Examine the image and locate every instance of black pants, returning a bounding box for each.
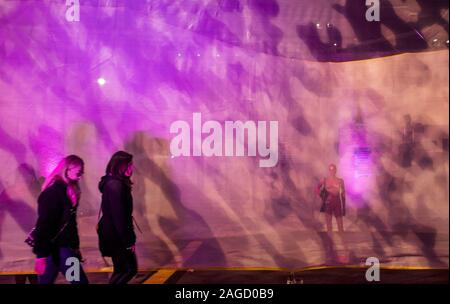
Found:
[110,249,138,284]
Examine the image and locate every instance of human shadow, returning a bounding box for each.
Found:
[0,179,37,260]
[262,143,343,266]
[376,147,447,267]
[125,132,227,267]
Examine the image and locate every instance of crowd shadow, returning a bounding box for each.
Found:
[125,131,227,267]
[296,0,446,62]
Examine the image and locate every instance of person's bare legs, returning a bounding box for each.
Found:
[336,215,344,232]
[325,213,333,232]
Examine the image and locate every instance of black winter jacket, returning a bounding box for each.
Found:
[97,175,136,256]
[33,180,80,258]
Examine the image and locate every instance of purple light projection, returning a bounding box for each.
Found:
[339,118,374,202]
[0,1,448,271]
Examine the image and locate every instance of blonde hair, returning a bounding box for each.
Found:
[42,155,84,206]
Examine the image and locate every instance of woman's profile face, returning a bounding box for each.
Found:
[67,164,84,182]
[125,162,134,177]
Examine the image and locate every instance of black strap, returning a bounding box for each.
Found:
[132,216,143,235]
[50,208,75,243]
[50,221,69,243]
[97,203,103,222]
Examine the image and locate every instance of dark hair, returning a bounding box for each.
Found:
[106,151,133,178]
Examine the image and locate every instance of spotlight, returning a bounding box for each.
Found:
[97,77,106,86]
[431,38,440,47]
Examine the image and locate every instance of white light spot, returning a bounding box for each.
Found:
[97,78,106,86]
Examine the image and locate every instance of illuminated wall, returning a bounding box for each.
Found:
[0,0,448,270]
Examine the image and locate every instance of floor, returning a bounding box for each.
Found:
[0,267,448,284]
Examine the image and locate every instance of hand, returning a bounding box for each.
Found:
[35,258,47,275]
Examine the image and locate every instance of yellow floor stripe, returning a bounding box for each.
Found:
[143,269,177,284]
[141,240,205,284]
[0,265,447,276]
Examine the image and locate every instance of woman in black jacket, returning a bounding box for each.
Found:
[33,155,89,284]
[98,151,137,284]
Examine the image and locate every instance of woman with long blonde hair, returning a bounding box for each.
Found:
[32,155,89,284]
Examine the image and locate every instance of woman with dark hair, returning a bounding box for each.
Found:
[97,151,137,284]
[33,155,89,284]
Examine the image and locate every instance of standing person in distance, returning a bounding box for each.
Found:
[316,164,346,232]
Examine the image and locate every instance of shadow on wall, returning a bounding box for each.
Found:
[0,1,447,268]
[296,0,447,62]
[348,112,449,267]
[0,127,27,164]
[125,131,227,267]
[413,0,449,35]
[0,164,41,260]
[261,142,343,266]
[247,0,284,56]
[0,114,44,261]
[375,164,447,267]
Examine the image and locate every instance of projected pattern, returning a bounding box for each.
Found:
[0,0,448,271]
